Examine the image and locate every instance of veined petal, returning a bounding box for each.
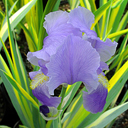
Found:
[38,60,48,75]
[44,10,68,35]
[46,35,100,95]
[27,49,50,66]
[88,37,118,62]
[31,73,61,108]
[43,35,65,57]
[68,6,96,37]
[44,10,82,37]
[83,83,108,113]
[97,62,109,75]
[27,49,50,75]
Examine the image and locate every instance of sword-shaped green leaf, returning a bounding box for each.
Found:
[86,102,128,128]
[0,0,37,51]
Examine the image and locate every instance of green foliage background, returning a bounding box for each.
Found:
[0,0,128,128]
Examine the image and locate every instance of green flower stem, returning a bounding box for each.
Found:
[58,85,67,110]
[57,85,67,128]
[53,118,59,128]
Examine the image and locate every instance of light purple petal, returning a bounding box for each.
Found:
[97,62,109,75]
[29,70,42,79]
[44,10,68,35]
[27,49,50,66]
[44,10,82,37]
[68,6,97,37]
[32,83,61,108]
[100,62,109,70]
[88,37,118,62]
[83,84,108,113]
[38,60,48,75]
[46,35,100,95]
[43,35,65,57]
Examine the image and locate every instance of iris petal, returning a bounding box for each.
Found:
[44,11,69,35]
[27,49,50,66]
[32,84,61,108]
[97,62,109,75]
[46,35,100,95]
[88,37,118,62]
[83,84,108,113]
[44,10,82,37]
[43,35,65,57]
[68,6,97,37]
[31,73,61,108]
[42,10,82,60]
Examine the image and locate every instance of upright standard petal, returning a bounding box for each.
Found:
[42,10,82,61]
[68,6,97,37]
[46,35,100,95]
[44,11,69,35]
[43,35,65,57]
[27,49,50,66]
[88,37,118,62]
[30,73,61,108]
[44,10,82,37]
[83,83,108,113]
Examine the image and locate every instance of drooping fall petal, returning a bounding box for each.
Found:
[83,84,108,113]
[46,35,100,95]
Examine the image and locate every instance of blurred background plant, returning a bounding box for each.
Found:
[0,0,128,128]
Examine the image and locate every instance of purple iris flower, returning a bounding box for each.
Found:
[27,6,117,114]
